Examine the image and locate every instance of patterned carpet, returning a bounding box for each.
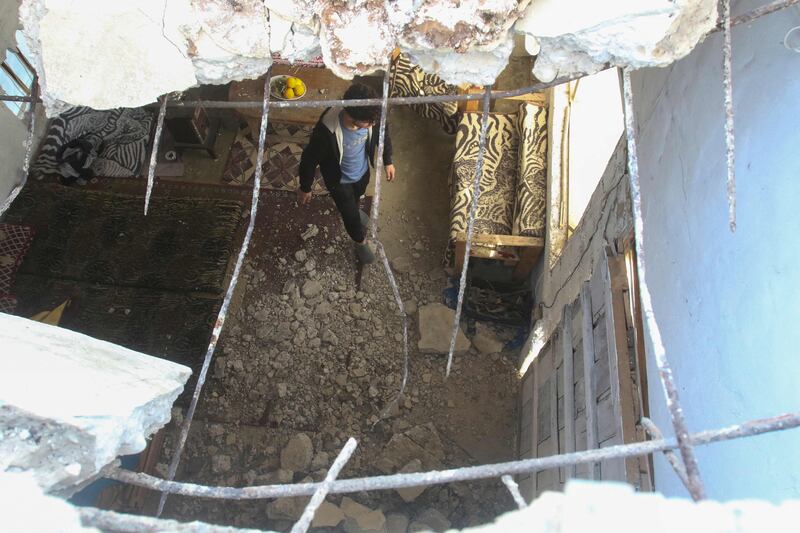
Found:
[3,183,243,396]
[3,184,242,293]
[222,121,327,195]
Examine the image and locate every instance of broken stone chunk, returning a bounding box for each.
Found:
[301,224,319,241]
[386,512,410,533]
[417,303,470,354]
[395,459,426,502]
[266,496,308,521]
[312,500,345,528]
[280,433,314,472]
[341,497,387,532]
[472,322,504,354]
[411,508,451,532]
[301,280,323,298]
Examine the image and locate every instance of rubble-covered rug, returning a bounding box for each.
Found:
[3,184,243,293]
[0,223,34,294]
[222,121,327,195]
[30,106,154,179]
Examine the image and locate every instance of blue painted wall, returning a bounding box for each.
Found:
[633,1,800,501]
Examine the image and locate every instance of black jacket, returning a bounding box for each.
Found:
[298,107,393,193]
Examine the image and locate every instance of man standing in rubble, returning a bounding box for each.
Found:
[297,82,395,264]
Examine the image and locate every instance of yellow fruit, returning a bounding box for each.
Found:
[284,88,295,99]
[286,77,298,88]
[294,83,306,96]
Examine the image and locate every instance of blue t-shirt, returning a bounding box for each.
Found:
[339,116,369,183]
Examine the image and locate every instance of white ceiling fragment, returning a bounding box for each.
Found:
[16,0,717,113]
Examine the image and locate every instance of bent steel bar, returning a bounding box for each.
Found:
[622,67,706,501]
[106,412,800,500]
[156,70,274,516]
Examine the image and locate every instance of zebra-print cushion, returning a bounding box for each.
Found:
[390,53,460,134]
[449,112,519,245]
[32,107,154,179]
[514,104,547,237]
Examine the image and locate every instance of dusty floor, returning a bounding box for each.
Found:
[148,103,522,531]
[99,63,532,531]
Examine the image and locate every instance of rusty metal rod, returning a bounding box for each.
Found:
[501,475,528,509]
[291,438,358,533]
[367,68,391,241]
[105,411,800,500]
[722,0,737,232]
[621,67,706,501]
[639,416,690,489]
[79,507,263,533]
[156,69,273,516]
[143,94,168,216]
[3,0,792,109]
[446,85,492,378]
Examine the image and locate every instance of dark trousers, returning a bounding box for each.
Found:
[329,170,370,242]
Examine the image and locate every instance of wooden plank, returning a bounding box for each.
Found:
[497,92,548,107]
[512,245,543,281]
[580,281,599,479]
[455,232,545,248]
[605,251,645,486]
[530,349,540,495]
[549,344,559,488]
[561,304,576,479]
[454,239,467,274]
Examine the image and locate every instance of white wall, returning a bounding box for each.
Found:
[633,1,800,501]
[0,0,43,205]
[567,68,624,229]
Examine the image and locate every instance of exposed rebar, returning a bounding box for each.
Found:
[367,68,391,241]
[156,70,273,516]
[374,240,410,424]
[722,0,737,232]
[446,85,492,378]
[501,475,528,509]
[0,76,38,218]
[639,416,690,489]
[106,412,800,499]
[291,438,358,533]
[144,94,168,216]
[79,507,263,533]
[621,67,706,501]
[712,0,800,31]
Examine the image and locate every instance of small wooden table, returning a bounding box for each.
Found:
[228,65,352,130]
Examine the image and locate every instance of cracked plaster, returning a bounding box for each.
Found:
[16,0,716,114]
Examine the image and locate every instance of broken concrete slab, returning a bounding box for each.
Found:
[515,0,717,82]
[280,433,314,472]
[417,303,470,354]
[18,0,718,113]
[0,313,190,493]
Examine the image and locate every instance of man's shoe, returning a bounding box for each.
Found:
[360,209,370,228]
[356,241,375,264]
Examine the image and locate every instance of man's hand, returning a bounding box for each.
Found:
[297,189,312,206]
[385,164,396,182]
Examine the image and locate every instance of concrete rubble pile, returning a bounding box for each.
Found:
[15,0,717,114]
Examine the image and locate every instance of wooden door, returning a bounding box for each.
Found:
[519,249,652,500]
